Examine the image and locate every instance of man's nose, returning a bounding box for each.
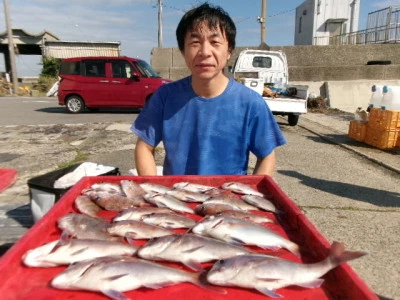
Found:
[199,42,212,55]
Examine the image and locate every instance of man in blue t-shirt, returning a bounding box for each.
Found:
[131,2,286,176]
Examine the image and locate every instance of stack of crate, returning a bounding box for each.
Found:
[364,108,400,150]
[348,108,400,150]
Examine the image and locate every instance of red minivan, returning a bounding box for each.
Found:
[57,56,171,113]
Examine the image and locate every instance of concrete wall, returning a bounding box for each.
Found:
[151,44,400,112]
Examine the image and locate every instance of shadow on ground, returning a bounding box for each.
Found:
[279,170,400,208]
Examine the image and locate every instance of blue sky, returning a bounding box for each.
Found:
[1,0,399,77]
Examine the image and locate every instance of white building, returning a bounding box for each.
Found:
[294,0,360,45]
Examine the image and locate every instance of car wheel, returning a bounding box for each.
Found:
[66,96,85,113]
[288,114,299,126]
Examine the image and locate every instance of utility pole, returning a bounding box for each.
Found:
[257,0,267,45]
[3,0,18,95]
[158,0,163,48]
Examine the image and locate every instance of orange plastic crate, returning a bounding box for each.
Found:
[368,108,400,130]
[348,120,368,142]
[364,125,400,149]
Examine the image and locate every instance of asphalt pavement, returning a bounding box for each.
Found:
[0,109,399,299]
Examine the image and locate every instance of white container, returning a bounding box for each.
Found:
[368,85,383,108]
[381,85,400,111]
[241,78,264,95]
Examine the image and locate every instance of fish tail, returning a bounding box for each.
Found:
[288,242,301,258]
[195,272,227,294]
[329,241,368,266]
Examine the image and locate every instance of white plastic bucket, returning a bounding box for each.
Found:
[381,85,400,111]
[368,85,383,108]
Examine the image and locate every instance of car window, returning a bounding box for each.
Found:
[252,56,272,68]
[83,61,106,77]
[135,60,161,78]
[112,61,132,78]
[59,61,80,75]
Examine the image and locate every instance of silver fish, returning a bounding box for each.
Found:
[207,241,368,298]
[140,182,172,194]
[241,195,280,213]
[138,233,252,271]
[107,220,173,239]
[192,215,300,257]
[22,239,137,267]
[85,190,149,211]
[51,256,225,299]
[85,182,123,194]
[216,210,274,224]
[57,213,117,241]
[144,192,195,214]
[221,182,264,197]
[166,189,211,202]
[74,195,103,217]
[120,180,146,198]
[141,213,196,229]
[194,202,240,216]
[173,182,216,193]
[205,193,257,211]
[113,207,173,222]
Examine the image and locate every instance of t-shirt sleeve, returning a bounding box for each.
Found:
[130,88,164,147]
[248,98,287,158]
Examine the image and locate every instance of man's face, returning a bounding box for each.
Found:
[183,22,231,82]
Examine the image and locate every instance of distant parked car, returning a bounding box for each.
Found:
[57,56,171,113]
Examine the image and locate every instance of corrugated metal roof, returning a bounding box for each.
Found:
[42,41,121,58]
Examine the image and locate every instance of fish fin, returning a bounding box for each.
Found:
[258,245,281,251]
[145,282,170,289]
[329,241,368,266]
[255,287,283,298]
[198,272,227,294]
[182,245,204,253]
[183,259,203,271]
[70,247,90,256]
[229,237,246,245]
[102,289,131,300]
[126,237,138,247]
[296,278,324,288]
[60,231,71,241]
[124,232,139,239]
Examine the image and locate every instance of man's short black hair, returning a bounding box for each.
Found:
[176,2,236,53]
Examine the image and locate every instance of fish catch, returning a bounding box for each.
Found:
[192,215,300,257]
[207,241,368,298]
[51,256,225,299]
[221,182,264,197]
[144,192,195,214]
[173,182,216,193]
[113,207,173,222]
[120,180,147,198]
[57,213,117,241]
[141,212,197,229]
[74,195,103,217]
[138,233,252,271]
[166,189,211,202]
[140,182,172,194]
[241,195,280,214]
[22,239,137,267]
[216,210,274,224]
[107,220,173,239]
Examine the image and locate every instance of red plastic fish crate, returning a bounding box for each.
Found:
[348,120,368,142]
[368,108,400,130]
[0,176,378,300]
[364,125,400,150]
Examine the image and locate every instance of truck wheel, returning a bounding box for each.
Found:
[66,95,85,113]
[288,114,299,126]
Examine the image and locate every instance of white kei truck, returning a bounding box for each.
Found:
[229,49,309,126]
